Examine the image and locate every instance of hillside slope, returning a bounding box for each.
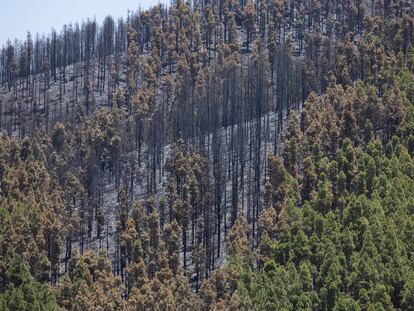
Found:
[0,0,414,310]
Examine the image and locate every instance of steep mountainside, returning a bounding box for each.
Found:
[1,0,414,310]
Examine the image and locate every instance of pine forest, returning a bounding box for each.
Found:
[1,0,414,310]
